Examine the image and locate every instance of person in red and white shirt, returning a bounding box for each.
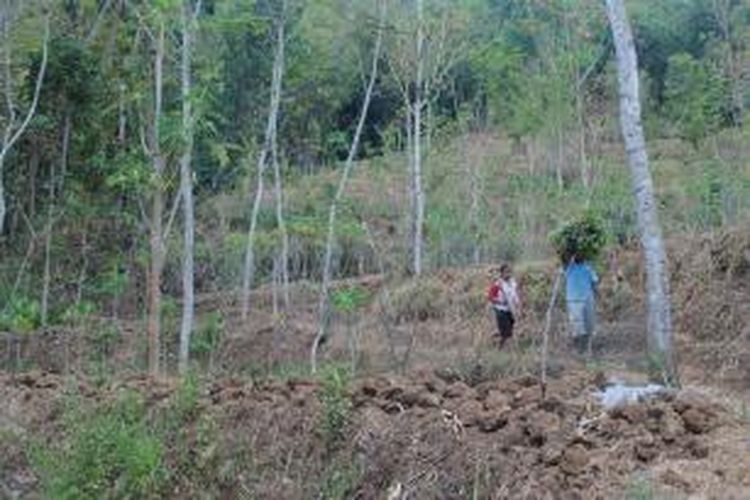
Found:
[487,263,521,348]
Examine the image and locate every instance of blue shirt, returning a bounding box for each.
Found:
[565,262,598,303]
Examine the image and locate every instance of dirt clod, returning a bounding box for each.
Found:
[561,444,589,476]
[681,407,715,434]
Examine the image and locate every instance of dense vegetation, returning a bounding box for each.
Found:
[0,0,748,372]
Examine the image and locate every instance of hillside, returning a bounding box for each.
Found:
[1,226,749,498]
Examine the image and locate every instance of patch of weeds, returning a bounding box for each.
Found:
[30,391,166,499]
[88,323,121,363]
[626,473,655,500]
[190,312,224,363]
[320,457,360,500]
[390,277,446,323]
[317,365,352,448]
[458,352,512,385]
[168,372,201,424]
[243,360,311,383]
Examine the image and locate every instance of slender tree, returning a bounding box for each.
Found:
[411,0,425,275]
[145,19,168,376]
[178,0,201,375]
[241,7,285,320]
[270,1,290,310]
[606,0,677,386]
[311,0,387,373]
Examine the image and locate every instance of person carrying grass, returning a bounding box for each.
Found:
[565,254,599,353]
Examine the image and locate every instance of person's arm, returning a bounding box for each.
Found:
[514,280,523,317]
[590,265,599,297]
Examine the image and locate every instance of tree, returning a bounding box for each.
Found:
[0,3,48,236]
[606,0,678,386]
[311,0,386,374]
[241,4,286,321]
[386,0,470,275]
[178,0,202,375]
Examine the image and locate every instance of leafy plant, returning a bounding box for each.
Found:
[320,457,360,500]
[0,296,41,333]
[190,312,225,357]
[331,286,370,313]
[317,365,352,447]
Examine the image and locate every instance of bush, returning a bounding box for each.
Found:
[551,212,606,264]
[317,365,352,447]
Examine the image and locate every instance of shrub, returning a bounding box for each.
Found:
[317,365,352,447]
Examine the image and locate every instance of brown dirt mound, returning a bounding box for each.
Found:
[1,370,748,499]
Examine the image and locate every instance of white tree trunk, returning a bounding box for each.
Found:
[147,21,167,377]
[0,10,49,235]
[241,10,285,320]
[412,0,425,276]
[269,13,290,310]
[606,0,677,386]
[311,0,386,374]
[178,0,200,375]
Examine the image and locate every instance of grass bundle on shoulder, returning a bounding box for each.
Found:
[551,213,607,264]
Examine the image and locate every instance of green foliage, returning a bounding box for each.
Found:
[31,392,166,499]
[331,286,370,313]
[665,53,728,146]
[0,296,41,333]
[167,374,202,425]
[61,300,97,326]
[317,365,352,447]
[551,212,607,264]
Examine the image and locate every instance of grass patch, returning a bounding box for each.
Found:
[31,391,166,499]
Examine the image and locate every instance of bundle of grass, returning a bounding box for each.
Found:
[551,213,606,264]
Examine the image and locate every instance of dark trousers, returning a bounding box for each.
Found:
[494,309,515,340]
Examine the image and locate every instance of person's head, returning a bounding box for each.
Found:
[499,263,512,280]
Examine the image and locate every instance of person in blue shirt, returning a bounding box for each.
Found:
[565,254,599,354]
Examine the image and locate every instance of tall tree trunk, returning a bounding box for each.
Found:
[412,0,425,275]
[311,0,386,373]
[241,7,285,320]
[41,113,71,326]
[147,167,165,376]
[147,22,167,377]
[606,0,677,386]
[178,0,199,375]
[270,11,290,310]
